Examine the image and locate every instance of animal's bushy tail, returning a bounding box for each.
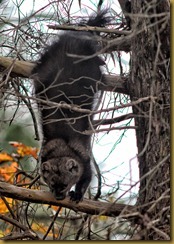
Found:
[81,10,110,28]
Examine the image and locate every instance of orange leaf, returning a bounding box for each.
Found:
[0,198,13,213]
[0,162,18,182]
[9,141,38,159]
[31,222,59,238]
[0,153,13,163]
[51,205,63,212]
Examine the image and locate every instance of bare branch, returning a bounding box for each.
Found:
[0,181,135,218]
[0,213,40,240]
[47,24,131,35]
[0,56,129,94]
[93,112,135,127]
[85,125,137,135]
[0,56,34,77]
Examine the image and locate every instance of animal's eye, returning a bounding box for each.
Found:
[50,176,57,186]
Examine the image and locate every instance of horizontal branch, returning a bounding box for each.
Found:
[47,24,131,35]
[47,24,131,52]
[93,113,135,126]
[0,56,129,95]
[0,56,34,77]
[85,125,137,135]
[100,74,129,94]
[0,182,135,217]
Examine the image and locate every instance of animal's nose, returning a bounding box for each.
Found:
[55,194,66,200]
[52,189,66,200]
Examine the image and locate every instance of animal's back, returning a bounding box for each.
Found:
[32,10,109,202]
[33,31,104,141]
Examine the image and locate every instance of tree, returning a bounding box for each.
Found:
[129,0,170,239]
[0,0,170,240]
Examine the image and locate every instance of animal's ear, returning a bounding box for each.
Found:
[41,161,51,171]
[40,161,51,180]
[66,159,79,173]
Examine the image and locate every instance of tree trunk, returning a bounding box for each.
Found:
[129,0,170,240]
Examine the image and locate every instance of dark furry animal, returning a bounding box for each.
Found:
[32,11,108,202]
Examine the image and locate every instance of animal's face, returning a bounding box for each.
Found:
[41,157,82,200]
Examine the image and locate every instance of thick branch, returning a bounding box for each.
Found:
[100,74,129,94]
[0,56,129,95]
[0,182,135,217]
[0,56,34,77]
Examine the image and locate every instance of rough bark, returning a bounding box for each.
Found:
[129,0,170,240]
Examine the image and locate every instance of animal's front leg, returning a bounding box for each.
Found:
[69,169,92,203]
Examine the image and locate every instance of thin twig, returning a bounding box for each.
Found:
[42,207,62,240]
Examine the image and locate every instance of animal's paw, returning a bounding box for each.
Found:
[69,190,83,203]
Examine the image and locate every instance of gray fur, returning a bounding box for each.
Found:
[32,11,109,202]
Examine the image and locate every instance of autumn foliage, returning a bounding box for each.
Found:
[0,142,65,239]
[0,142,38,235]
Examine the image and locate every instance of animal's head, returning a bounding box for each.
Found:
[41,157,82,200]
